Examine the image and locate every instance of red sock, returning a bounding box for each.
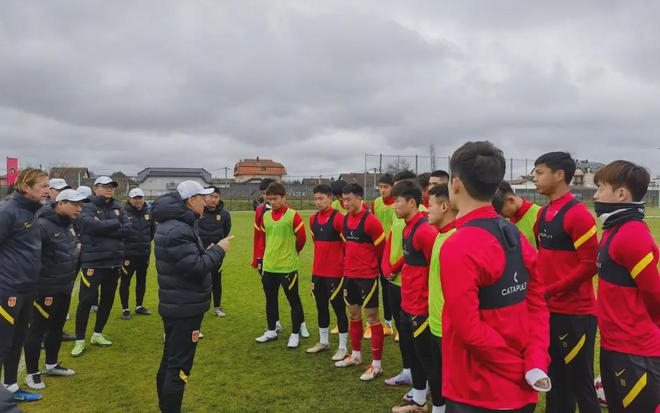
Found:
[370,322,384,361]
[349,319,363,352]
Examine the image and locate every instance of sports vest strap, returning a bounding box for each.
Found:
[343,211,372,244]
[403,217,428,267]
[538,199,579,251]
[597,225,636,288]
[312,210,342,242]
[463,217,530,310]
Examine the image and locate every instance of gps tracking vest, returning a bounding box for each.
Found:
[537,199,579,251]
[311,210,342,242]
[343,211,372,244]
[402,217,429,267]
[464,218,530,309]
[597,225,636,287]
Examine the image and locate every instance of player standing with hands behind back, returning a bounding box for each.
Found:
[152,181,233,413]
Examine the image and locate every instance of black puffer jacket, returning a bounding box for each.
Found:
[152,192,225,318]
[0,192,42,293]
[197,201,232,247]
[123,203,155,258]
[38,206,78,295]
[79,195,129,269]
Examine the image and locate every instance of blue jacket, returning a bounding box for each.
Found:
[0,192,43,292]
[197,201,232,247]
[152,192,224,318]
[38,205,78,295]
[123,203,155,258]
[79,195,129,269]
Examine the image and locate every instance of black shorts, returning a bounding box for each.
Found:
[311,276,344,301]
[343,277,379,309]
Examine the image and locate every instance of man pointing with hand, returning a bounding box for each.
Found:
[151,181,233,413]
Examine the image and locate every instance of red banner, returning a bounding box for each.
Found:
[6,157,18,186]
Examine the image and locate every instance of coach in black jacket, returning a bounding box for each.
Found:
[119,188,155,320]
[0,168,49,402]
[72,176,129,357]
[152,180,232,413]
[23,189,88,390]
[197,187,231,317]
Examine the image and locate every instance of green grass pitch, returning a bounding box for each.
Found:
[19,209,660,412]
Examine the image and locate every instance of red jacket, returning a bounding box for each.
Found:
[251,204,268,268]
[598,220,660,357]
[441,206,549,410]
[310,208,345,277]
[342,207,385,279]
[401,212,438,315]
[535,193,598,315]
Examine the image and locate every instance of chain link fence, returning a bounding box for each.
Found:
[1,156,659,211]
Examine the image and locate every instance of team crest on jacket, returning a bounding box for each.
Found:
[145,214,150,221]
[70,228,76,237]
[114,209,120,216]
[87,269,95,276]
[8,297,16,307]
[192,330,200,343]
[216,215,222,221]
[124,260,131,267]
[45,297,53,306]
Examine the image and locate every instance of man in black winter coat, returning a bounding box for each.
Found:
[197,187,231,317]
[23,189,88,391]
[71,176,130,357]
[152,180,232,413]
[119,188,156,320]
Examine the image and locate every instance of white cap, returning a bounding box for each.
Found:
[177,180,214,200]
[94,176,118,187]
[56,189,90,203]
[76,186,92,197]
[49,178,70,190]
[128,188,145,198]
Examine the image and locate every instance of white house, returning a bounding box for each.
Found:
[136,167,213,196]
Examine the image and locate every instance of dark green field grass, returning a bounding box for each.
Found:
[18,209,660,412]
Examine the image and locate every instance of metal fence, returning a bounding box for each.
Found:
[2,154,659,211]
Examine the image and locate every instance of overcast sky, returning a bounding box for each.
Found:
[1,1,659,178]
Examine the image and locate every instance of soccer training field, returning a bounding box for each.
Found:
[20,209,660,413]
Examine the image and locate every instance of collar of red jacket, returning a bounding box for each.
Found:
[455,205,498,229]
[271,205,289,218]
[439,220,456,234]
[549,191,574,207]
[404,211,425,228]
[317,207,334,218]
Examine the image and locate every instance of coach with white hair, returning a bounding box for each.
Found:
[151,180,233,413]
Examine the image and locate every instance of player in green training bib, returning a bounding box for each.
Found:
[368,173,395,339]
[381,169,419,394]
[492,181,541,249]
[255,182,309,349]
[425,183,457,413]
[330,180,347,214]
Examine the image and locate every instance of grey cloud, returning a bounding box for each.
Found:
[0,0,659,177]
